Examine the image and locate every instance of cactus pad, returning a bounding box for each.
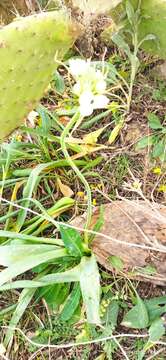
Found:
[136,0,166,59]
[0,11,78,140]
[109,0,166,59]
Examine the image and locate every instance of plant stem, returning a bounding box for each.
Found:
[60,112,92,244]
[127,31,139,112]
[127,63,136,112]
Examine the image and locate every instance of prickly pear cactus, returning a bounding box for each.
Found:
[136,0,166,58]
[109,0,166,59]
[0,11,78,140]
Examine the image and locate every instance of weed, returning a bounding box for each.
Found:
[152,82,166,102]
[111,0,156,111]
[136,112,166,162]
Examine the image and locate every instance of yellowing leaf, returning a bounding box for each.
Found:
[65,136,85,144]
[11,181,25,202]
[83,126,108,145]
[108,120,124,144]
[57,178,74,197]
[71,144,107,159]
[65,126,108,147]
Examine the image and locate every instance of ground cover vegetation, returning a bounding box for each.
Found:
[0,1,166,359]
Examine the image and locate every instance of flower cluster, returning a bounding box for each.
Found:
[69,59,109,117]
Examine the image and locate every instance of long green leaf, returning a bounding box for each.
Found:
[0,265,81,291]
[16,163,54,230]
[126,0,135,26]
[79,255,101,324]
[16,162,75,231]
[0,230,64,247]
[0,248,67,286]
[60,283,81,321]
[0,244,62,266]
[112,33,131,59]
[12,159,87,177]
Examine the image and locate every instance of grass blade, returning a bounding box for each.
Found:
[4,288,36,348]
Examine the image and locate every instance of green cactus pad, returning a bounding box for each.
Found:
[0,11,78,140]
[136,0,166,59]
[108,0,166,59]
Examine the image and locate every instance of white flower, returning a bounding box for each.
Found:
[95,79,106,93]
[69,59,109,117]
[79,90,94,117]
[69,59,90,78]
[73,82,81,96]
[79,91,109,117]
[93,95,109,109]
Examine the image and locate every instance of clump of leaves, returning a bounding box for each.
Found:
[29,316,80,350]
[152,81,166,102]
[111,0,156,111]
[136,112,166,162]
[122,294,166,359]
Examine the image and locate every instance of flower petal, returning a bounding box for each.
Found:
[79,90,94,106]
[80,103,94,117]
[93,95,109,109]
[69,59,90,78]
[73,82,81,95]
[79,90,94,117]
[95,80,106,93]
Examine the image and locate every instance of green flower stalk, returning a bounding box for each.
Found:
[60,111,92,244]
[60,59,110,243]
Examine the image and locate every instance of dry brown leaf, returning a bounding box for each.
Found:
[57,178,74,198]
[59,116,70,126]
[72,200,166,285]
